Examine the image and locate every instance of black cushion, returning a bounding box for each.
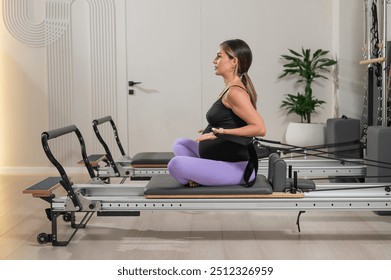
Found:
[144,174,273,197]
[131,152,174,166]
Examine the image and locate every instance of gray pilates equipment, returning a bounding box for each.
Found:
[366,126,391,183]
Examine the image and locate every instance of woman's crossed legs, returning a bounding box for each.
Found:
[168,138,250,186]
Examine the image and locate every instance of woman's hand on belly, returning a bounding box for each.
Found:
[196,132,217,142]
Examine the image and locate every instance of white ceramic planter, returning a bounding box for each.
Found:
[284,122,326,147]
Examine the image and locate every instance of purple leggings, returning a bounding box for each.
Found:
[167,138,254,186]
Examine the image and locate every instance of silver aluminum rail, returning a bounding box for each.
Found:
[51,181,391,212]
[96,158,366,179]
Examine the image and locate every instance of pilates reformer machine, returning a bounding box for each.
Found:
[23,124,391,246]
[88,116,367,182]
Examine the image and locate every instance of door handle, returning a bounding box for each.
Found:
[128,81,142,86]
[128,81,142,95]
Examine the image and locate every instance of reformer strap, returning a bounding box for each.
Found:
[216,134,258,188]
[243,142,258,187]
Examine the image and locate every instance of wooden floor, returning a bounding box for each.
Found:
[1,173,391,260]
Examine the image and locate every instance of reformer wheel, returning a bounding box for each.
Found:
[63,212,72,222]
[36,232,50,244]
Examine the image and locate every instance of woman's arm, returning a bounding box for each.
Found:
[216,87,266,137]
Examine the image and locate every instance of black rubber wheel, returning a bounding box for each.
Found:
[37,233,49,244]
[63,212,72,222]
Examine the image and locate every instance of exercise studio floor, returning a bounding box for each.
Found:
[1,173,391,260]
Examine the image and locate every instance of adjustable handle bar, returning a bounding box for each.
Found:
[92,116,126,156]
[92,116,128,176]
[41,125,97,211]
[93,116,113,126]
[43,125,78,140]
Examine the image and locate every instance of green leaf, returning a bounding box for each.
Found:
[288,49,302,57]
[312,49,323,59]
[279,47,337,122]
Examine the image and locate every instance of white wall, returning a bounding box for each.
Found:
[334,0,366,120]
[201,0,334,142]
[0,1,49,169]
[0,0,368,172]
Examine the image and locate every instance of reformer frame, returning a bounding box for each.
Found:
[24,124,391,246]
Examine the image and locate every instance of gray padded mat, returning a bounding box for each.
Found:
[144,174,273,197]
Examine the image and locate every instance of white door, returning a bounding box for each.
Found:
[125,0,203,155]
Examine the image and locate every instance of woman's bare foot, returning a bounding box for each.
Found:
[188,180,199,187]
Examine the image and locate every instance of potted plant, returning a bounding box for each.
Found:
[278,48,337,146]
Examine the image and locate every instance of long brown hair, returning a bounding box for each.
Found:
[220,39,257,109]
